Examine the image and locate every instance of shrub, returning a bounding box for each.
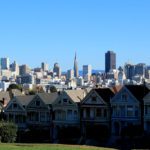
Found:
[0,121,17,143]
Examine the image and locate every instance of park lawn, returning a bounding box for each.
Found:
[0,144,115,150]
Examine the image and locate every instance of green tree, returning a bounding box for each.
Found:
[50,86,57,93]
[0,121,17,143]
[7,84,22,91]
[28,90,36,95]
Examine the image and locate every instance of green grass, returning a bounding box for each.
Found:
[0,144,115,150]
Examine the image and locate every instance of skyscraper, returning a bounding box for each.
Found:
[74,52,79,78]
[105,51,116,73]
[67,69,74,80]
[11,61,19,75]
[0,57,10,70]
[53,63,61,78]
[124,63,135,80]
[41,62,49,71]
[83,65,92,81]
[19,64,30,75]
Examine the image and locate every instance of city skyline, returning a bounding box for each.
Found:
[0,0,150,70]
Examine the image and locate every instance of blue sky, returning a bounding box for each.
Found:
[0,0,150,71]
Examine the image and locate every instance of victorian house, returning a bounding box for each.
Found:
[4,92,59,131]
[143,92,150,133]
[52,89,86,141]
[81,88,114,138]
[4,95,34,129]
[111,85,149,136]
[26,93,58,130]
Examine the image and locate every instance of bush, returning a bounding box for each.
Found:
[0,121,17,143]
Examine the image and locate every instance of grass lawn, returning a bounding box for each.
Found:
[0,144,115,150]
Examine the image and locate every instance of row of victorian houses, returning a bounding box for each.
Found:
[1,84,150,141]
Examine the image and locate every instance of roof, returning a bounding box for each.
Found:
[37,92,59,105]
[11,89,23,96]
[65,89,86,103]
[95,88,115,103]
[125,85,150,102]
[143,92,150,102]
[0,91,10,101]
[15,95,34,106]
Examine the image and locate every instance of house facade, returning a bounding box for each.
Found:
[4,93,59,131]
[52,89,86,141]
[143,92,150,133]
[81,88,114,138]
[111,85,149,136]
[4,95,34,129]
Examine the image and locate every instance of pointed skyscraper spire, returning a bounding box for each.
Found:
[74,52,78,78]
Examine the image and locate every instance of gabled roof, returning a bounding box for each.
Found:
[143,92,150,102]
[95,88,115,103]
[65,89,86,103]
[37,92,59,105]
[15,95,34,106]
[125,85,149,102]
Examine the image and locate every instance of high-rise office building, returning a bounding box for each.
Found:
[0,57,10,70]
[74,53,79,78]
[67,69,74,80]
[135,63,146,77]
[19,64,30,75]
[83,65,92,81]
[124,63,135,80]
[10,61,19,75]
[53,63,61,78]
[41,62,49,71]
[105,51,116,73]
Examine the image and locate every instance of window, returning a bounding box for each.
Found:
[120,106,125,117]
[36,100,40,106]
[104,109,107,117]
[122,93,128,101]
[40,112,46,122]
[13,103,17,109]
[86,108,90,118]
[63,98,68,103]
[74,110,78,119]
[46,112,50,122]
[96,108,101,117]
[92,96,96,102]
[127,105,133,117]
[145,105,148,115]
[135,106,139,117]
[67,110,72,120]
[116,106,120,117]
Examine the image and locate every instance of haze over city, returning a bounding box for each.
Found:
[0,0,150,71]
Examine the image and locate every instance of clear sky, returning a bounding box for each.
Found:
[0,0,150,71]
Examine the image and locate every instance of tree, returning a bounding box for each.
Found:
[28,90,36,95]
[50,86,57,93]
[7,84,22,91]
[0,121,17,143]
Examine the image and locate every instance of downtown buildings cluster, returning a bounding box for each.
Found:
[0,51,150,93]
